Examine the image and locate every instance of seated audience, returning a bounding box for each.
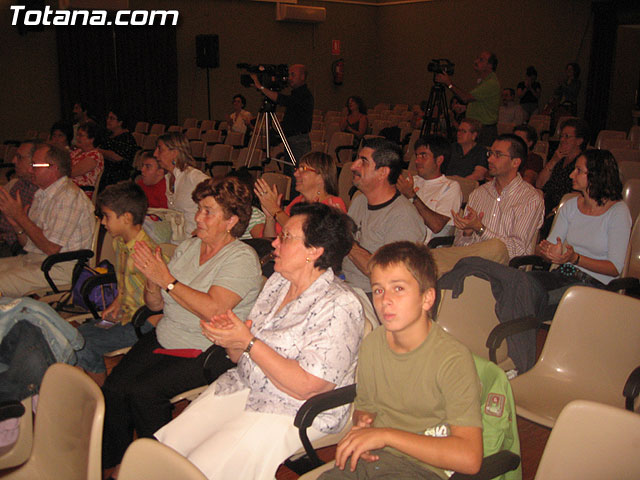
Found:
[70,121,104,198]
[154,131,209,243]
[513,124,544,186]
[340,96,368,143]
[49,120,73,150]
[71,100,93,145]
[135,151,168,208]
[101,177,263,475]
[397,136,462,244]
[530,149,632,320]
[228,94,252,134]
[0,144,94,297]
[498,88,527,125]
[536,118,588,237]
[453,134,544,258]
[76,182,161,385]
[320,241,482,479]
[443,118,488,181]
[255,151,346,237]
[516,66,542,118]
[97,109,139,189]
[156,202,363,479]
[0,141,39,257]
[343,138,426,293]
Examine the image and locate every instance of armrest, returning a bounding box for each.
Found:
[450,450,521,480]
[427,236,454,249]
[605,277,640,297]
[623,365,640,411]
[287,384,356,473]
[486,316,540,364]
[131,305,162,338]
[508,255,551,270]
[0,400,25,422]
[41,249,94,293]
[80,272,117,320]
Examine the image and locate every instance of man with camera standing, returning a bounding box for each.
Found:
[250,64,314,175]
[436,51,500,147]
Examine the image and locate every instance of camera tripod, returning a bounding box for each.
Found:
[420,81,453,141]
[245,96,297,170]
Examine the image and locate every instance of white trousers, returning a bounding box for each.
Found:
[0,253,74,298]
[155,387,324,480]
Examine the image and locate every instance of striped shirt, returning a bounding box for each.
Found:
[113,228,161,324]
[454,174,543,258]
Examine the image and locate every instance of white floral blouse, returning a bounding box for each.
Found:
[214,268,364,433]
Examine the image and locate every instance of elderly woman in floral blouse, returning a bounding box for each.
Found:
[156,202,364,480]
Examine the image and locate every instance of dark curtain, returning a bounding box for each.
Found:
[584,2,618,138]
[57,19,177,129]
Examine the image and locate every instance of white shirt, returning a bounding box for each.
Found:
[413,175,463,244]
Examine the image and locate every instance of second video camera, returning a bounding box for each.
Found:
[238,63,289,92]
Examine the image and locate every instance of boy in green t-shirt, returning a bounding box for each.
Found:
[321,241,483,480]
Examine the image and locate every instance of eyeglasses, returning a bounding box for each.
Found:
[277,231,304,243]
[30,163,50,168]
[415,151,431,158]
[559,134,577,140]
[486,150,512,160]
[296,164,317,173]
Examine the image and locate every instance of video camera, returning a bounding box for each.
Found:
[238,63,289,92]
[427,58,455,84]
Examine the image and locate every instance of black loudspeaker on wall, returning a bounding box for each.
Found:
[196,34,219,69]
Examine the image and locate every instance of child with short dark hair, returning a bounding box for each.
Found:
[76,181,161,384]
[321,241,483,480]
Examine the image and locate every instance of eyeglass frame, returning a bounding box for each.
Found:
[486,150,513,160]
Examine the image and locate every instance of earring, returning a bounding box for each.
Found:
[305,257,310,263]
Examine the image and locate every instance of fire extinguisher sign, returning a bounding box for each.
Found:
[332,40,341,56]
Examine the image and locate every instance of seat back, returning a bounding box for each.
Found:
[600,138,634,150]
[132,132,145,148]
[134,121,149,134]
[224,131,245,147]
[530,286,640,409]
[473,355,521,480]
[594,129,626,149]
[149,123,166,135]
[629,125,640,149]
[534,400,640,480]
[622,179,640,223]
[142,134,158,151]
[25,363,104,480]
[337,162,354,209]
[182,118,198,129]
[624,213,640,278]
[184,127,201,141]
[446,175,478,204]
[260,172,291,202]
[436,276,512,369]
[119,438,207,480]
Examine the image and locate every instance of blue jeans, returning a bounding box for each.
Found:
[0,321,56,402]
[76,320,153,373]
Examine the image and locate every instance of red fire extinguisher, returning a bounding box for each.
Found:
[332,58,344,85]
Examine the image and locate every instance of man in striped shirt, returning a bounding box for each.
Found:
[452,134,543,258]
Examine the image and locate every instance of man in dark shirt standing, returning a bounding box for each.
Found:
[251,64,314,170]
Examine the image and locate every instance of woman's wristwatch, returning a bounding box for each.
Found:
[244,337,258,356]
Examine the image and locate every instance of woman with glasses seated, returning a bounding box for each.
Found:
[254,151,346,237]
[536,118,589,237]
[530,149,632,320]
[156,202,363,480]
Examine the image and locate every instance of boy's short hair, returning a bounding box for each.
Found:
[96,181,148,226]
[369,241,438,316]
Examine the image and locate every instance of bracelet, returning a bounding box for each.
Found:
[573,254,580,265]
[244,336,258,355]
[16,230,24,236]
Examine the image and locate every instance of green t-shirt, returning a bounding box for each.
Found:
[467,72,501,126]
[355,323,482,479]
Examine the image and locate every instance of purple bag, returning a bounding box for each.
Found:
[71,260,118,311]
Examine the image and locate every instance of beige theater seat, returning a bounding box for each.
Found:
[118,438,207,480]
[534,399,640,480]
[510,286,640,428]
